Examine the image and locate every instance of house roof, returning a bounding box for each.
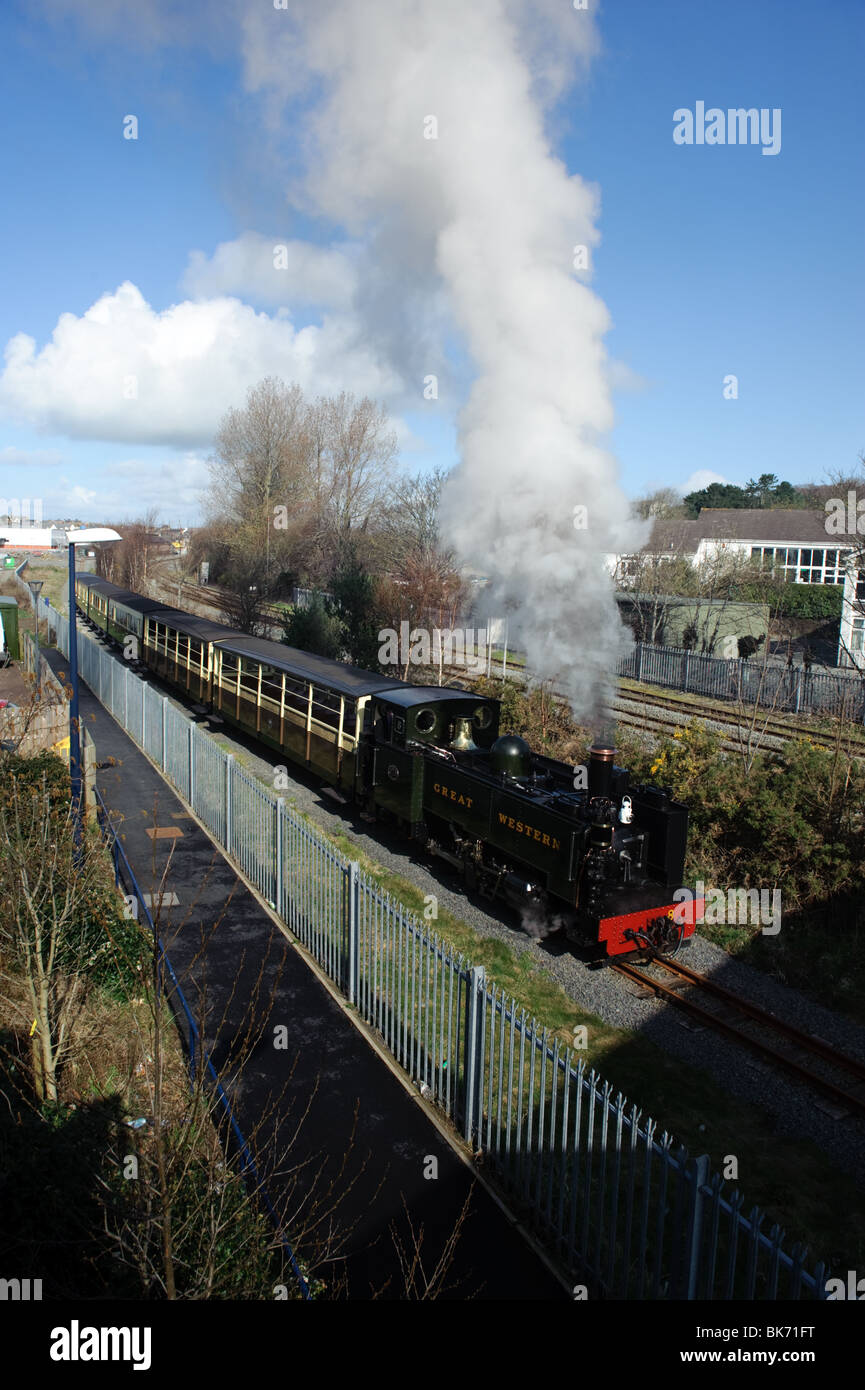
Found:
[693,508,856,543]
[646,520,701,553]
[645,508,859,552]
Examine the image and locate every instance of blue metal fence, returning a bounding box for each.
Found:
[618,641,865,721]
[37,594,830,1299]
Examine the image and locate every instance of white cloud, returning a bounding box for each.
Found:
[182,233,358,309]
[52,453,212,523]
[0,281,402,448]
[680,469,729,494]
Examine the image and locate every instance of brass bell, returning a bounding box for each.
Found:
[451,716,478,752]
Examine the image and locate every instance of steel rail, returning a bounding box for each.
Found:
[612,955,865,1118]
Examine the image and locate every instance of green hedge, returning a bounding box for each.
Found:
[732,581,843,620]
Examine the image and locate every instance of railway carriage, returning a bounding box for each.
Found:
[209,635,397,788]
[105,591,176,648]
[141,609,236,705]
[74,574,120,631]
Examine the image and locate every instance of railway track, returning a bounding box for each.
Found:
[611,687,865,758]
[613,954,865,1119]
[149,564,864,755]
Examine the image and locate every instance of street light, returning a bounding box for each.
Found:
[66,528,121,840]
[26,580,43,695]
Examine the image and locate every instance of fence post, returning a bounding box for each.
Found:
[346,860,360,1005]
[275,798,285,919]
[225,754,234,855]
[683,1153,711,1299]
[795,669,802,715]
[463,964,486,1146]
[124,663,129,731]
[683,650,690,692]
[161,697,168,770]
[636,641,644,683]
[188,722,195,808]
[142,682,146,749]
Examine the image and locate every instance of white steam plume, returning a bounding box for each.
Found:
[240,0,644,721]
[48,0,645,718]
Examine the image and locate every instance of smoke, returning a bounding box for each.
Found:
[47,0,646,716]
[237,0,645,720]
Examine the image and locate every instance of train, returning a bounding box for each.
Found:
[74,573,701,960]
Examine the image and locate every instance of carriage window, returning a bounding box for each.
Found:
[261,665,283,701]
[239,659,260,694]
[311,685,340,727]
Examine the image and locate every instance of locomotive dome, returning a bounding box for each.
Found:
[490,734,532,779]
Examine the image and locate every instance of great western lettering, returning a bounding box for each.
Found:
[497,812,560,850]
[432,782,473,808]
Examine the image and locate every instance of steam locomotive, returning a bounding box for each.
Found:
[75,574,699,959]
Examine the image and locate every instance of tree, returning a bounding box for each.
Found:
[375,468,468,680]
[326,547,383,670]
[218,557,273,636]
[207,378,311,588]
[312,392,398,551]
[683,477,806,517]
[202,381,398,596]
[281,594,343,660]
[95,510,159,590]
[0,755,137,1102]
[632,487,686,521]
[744,473,780,507]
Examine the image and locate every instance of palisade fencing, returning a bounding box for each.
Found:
[36,594,830,1300]
[618,641,865,722]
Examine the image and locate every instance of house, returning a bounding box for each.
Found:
[607,508,863,666]
[615,591,769,657]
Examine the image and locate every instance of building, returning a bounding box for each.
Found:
[615,591,770,657]
[607,507,863,667]
[0,526,121,553]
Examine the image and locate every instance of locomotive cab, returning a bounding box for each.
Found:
[372,689,500,752]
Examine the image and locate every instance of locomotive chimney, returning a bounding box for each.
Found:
[588,743,616,799]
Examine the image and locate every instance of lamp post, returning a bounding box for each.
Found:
[26,580,43,695]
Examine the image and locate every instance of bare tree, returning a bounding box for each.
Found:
[0,771,115,1101]
[631,487,686,521]
[313,392,397,553]
[207,378,311,588]
[96,510,159,591]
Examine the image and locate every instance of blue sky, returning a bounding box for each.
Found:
[0,0,861,526]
